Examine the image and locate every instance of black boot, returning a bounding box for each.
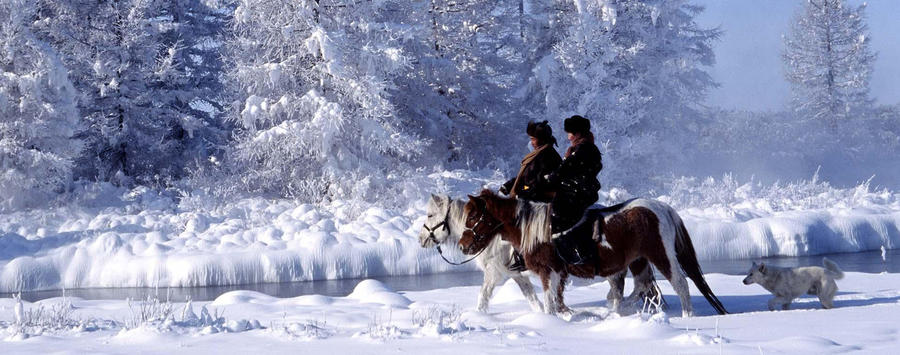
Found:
[552,222,596,265]
[552,236,582,264]
[508,251,527,272]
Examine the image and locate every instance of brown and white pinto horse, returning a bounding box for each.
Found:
[460,189,727,317]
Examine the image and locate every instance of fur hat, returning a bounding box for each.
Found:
[527,120,556,146]
[563,115,591,135]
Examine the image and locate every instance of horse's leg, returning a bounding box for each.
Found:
[667,269,693,317]
[625,258,658,306]
[477,267,502,313]
[606,270,626,314]
[646,250,693,317]
[510,273,543,312]
[555,271,572,315]
[539,270,557,315]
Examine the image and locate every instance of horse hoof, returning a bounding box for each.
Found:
[558,309,576,321]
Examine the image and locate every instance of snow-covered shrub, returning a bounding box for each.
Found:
[268,319,331,340]
[657,172,897,212]
[411,305,461,328]
[0,0,83,210]
[411,304,470,337]
[126,295,176,329]
[3,293,107,339]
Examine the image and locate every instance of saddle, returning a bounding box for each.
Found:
[553,200,636,264]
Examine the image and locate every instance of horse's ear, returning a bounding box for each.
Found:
[480,188,494,197]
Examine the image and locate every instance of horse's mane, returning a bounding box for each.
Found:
[448,197,469,241]
[477,189,551,254]
[516,200,552,254]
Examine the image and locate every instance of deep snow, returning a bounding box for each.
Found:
[1,171,899,293]
[2,272,900,354]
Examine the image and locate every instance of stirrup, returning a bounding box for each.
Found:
[508,251,527,272]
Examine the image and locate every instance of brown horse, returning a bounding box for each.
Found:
[460,189,727,317]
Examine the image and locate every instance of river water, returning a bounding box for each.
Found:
[7,249,899,302]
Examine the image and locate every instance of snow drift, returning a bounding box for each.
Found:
[1,172,898,293]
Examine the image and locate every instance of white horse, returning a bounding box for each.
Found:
[419,194,658,314]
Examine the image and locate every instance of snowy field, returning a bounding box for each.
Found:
[2,272,900,354]
[1,171,898,293]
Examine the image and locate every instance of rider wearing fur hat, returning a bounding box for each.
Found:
[500,120,562,271]
[500,120,562,202]
[546,115,603,265]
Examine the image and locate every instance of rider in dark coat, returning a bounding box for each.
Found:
[547,115,602,264]
[500,121,562,203]
[501,120,561,271]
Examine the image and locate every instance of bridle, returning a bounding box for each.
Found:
[422,197,498,266]
[461,200,505,253]
[422,199,452,247]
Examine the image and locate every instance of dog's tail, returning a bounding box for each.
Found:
[669,208,729,315]
[823,257,844,280]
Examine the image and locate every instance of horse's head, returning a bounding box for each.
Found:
[419,194,453,248]
[459,191,504,255]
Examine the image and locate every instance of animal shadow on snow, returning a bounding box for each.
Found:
[659,292,900,315]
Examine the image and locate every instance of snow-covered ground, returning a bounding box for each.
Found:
[2,272,900,354]
[1,171,899,293]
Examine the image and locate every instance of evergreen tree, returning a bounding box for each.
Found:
[544,0,720,186]
[783,0,875,129]
[36,0,203,184]
[224,0,425,201]
[386,0,529,167]
[0,0,83,209]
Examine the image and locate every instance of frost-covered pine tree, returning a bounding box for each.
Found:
[0,0,83,209]
[545,0,719,186]
[225,0,425,202]
[36,0,199,184]
[163,0,234,161]
[386,0,528,167]
[783,0,875,130]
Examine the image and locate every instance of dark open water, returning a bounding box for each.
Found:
[6,249,899,302]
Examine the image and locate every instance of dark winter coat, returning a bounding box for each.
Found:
[548,141,602,232]
[502,146,562,203]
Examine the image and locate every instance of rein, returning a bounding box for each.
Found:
[423,198,501,266]
[440,202,503,265]
[459,201,505,256]
[423,199,482,265]
[435,243,487,265]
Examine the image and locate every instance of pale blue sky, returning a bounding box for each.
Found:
[693,0,900,111]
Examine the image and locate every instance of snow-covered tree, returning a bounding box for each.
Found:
[542,0,720,187]
[224,0,425,201]
[783,0,875,129]
[163,0,234,162]
[0,0,83,209]
[385,0,529,167]
[36,0,203,184]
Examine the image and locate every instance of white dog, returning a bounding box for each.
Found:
[743,258,844,310]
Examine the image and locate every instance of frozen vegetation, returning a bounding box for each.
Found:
[2,0,900,352]
[3,272,900,353]
[1,171,897,293]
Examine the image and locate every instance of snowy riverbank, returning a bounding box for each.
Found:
[1,172,899,292]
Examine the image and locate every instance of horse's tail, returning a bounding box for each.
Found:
[669,209,729,315]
